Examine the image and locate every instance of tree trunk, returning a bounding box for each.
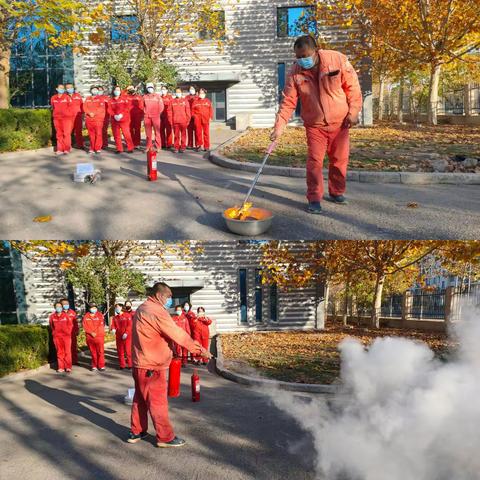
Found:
[0,46,11,109]
[378,78,385,121]
[342,282,349,326]
[397,77,405,123]
[371,274,385,329]
[427,64,442,125]
[324,282,330,327]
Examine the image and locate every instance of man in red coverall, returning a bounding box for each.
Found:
[192,88,214,152]
[127,85,144,149]
[49,301,74,373]
[66,83,84,149]
[160,87,173,150]
[111,303,133,369]
[84,85,108,154]
[108,86,135,154]
[171,305,191,367]
[127,282,211,448]
[60,298,79,365]
[186,86,198,149]
[50,84,74,155]
[98,85,110,149]
[190,307,212,365]
[82,303,106,371]
[169,89,191,154]
[143,82,164,152]
[271,35,363,214]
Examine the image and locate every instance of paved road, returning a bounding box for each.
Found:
[0,347,317,480]
[1,127,479,239]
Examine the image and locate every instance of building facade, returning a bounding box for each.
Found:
[10,0,373,128]
[0,241,326,334]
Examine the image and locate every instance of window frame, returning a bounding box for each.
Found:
[277,5,317,39]
[238,268,248,324]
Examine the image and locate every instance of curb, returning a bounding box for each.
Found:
[209,141,480,185]
[214,335,339,394]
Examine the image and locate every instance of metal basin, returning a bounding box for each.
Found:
[223,207,274,236]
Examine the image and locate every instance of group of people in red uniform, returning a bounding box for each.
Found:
[49,298,212,373]
[50,82,214,156]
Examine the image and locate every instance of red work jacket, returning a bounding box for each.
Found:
[161,95,173,120]
[49,311,74,337]
[129,94,145,118]
[69,92,84,116]
[84,96,108,122]
[111,312,133,336]
[82,311,105,338]
[108,95,131,120]
[143,93,164,118]
[51,94,73,119]
[192,98,214,124]
[168,97,191,125]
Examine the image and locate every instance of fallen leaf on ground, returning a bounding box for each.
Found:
[407,202,419,208]
[33,215,53,223]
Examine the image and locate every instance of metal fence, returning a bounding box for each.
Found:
[410,291,446,320]
[381,294,403,318]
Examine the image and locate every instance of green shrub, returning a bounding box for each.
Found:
[0,325,50,377]
[0,108,51,152]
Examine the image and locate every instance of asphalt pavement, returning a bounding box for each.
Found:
[0,127,479,240]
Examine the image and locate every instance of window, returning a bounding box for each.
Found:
[10,26,74,107]
[239,269,248,324]
[111,15,140,43]
[199,10,226,40]
[277,62,301,118]
[277,6,316,38]
[0,244,18,324]
[255,269,263,323]
[270,284,278,322]
[206,90,226,122]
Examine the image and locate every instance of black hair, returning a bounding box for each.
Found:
[150,282,171,296]
[54,301,62,307]
[59,298,69,303]
[182,301,191,309]
[294,35,318,50]
[114,303,124,308]
[197,306,205,313]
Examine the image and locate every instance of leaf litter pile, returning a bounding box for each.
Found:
[223,122,480,172]
[221,325,457,385]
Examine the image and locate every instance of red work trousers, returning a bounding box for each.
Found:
[71,332,78,365]
[53,334,72,371]
[130,115,143,147]
[86,119,104,152]
[173,123,187,151]
[102,115,110,149]
[194,118,211,150]
[144,116,162,151]
[305,125,350,202]
[131,368,175,443]
[192,331,209,361]
[116,334,132,368]
[160,117,173,148]
[112,119,134,152]
[53,117,74,153]
[86,335,105,369]
[73,113,84,148]
[187,118,196,148]
[173,343,189,366]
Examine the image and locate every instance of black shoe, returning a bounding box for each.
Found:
[127,431,148,444]
[115,151,122,154]
[156,436,186,448]
[127,150,134,154]
[307,201,322,214]
[329,194,348,205]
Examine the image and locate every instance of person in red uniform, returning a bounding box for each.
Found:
[143,82,164,152]
[192,88,214,152]
[66,83,84,149]
[98,85,110,149]
[124,300,135,318]
[127,85,144,149]
[170,305,191,367]
[160,87,173,150]
[84,85,108,154]
[190,307,213,365]
[49,301,74,373]
[186,86,198,149]
[82,303,106,371]
[127,282,211,448]
[169,89,191,154]
[50,84,74,155]
[271,35,363,214]
[108,86,135,154]
[60,298,79,365]
[111,303,133,369]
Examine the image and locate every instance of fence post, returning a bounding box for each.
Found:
[464,83,472,118]
[444,286,459,324]
[401,291,412,328]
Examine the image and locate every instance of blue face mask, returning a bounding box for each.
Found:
[297,56,316,70]
[62,304,69,310]
[57,88,65,94]
[90,308,97,314]
[114,90,121,97]
[55,306,63,313]
[147,87,154,94]
[115,308,122,314]
[164,298,173,309]
[91,89,99,96]
[67,88,75,94]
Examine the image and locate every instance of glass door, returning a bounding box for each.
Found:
[206,90,226,122]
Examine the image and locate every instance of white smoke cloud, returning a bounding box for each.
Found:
[269,305,480,480]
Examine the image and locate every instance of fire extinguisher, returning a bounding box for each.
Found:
[147,148,158,181]
[168,358,182,398]
[191,369,200,402]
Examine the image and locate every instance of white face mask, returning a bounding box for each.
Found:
[184,306,190,312]
[189,89,195,95]
[199,93,206,99]
[175,92,182,98]
[161,90,168,96]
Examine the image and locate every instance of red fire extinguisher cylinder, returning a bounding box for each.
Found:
[147,149,158,181]
[191,369,200,402]
[168,358,182,398]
